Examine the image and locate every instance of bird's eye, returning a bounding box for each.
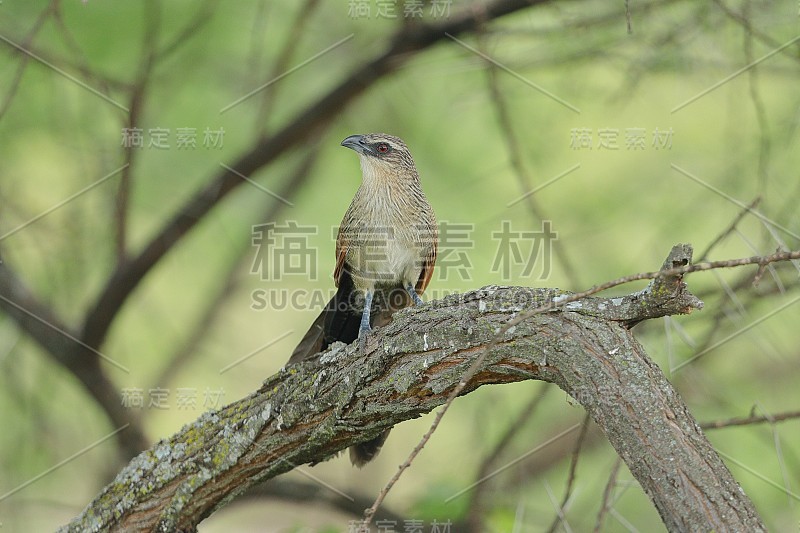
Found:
[376,143,390,154]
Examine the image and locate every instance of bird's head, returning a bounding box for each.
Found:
[341,133,418,183]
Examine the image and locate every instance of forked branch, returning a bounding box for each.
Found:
[61,244,771,532]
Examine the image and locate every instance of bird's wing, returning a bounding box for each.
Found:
[415,226,438,295]
[287,312,325,364]
[333,228,348,287]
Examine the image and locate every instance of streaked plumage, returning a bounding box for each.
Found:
[288,133,437,466]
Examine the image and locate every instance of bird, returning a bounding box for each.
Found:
[288,133,438,466]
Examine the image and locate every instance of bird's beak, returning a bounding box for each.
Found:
[341,134,370,155]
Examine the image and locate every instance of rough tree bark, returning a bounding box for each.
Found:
[61,245,766,532]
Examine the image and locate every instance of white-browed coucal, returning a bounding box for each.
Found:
[288,133,438,466]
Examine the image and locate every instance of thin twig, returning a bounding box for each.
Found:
[0,1,59,120]
[593,457,623,533]
[711,0,800,65]
[689,266,797,357]
[466,385,551,531]
[239,478,408,525]
[701,410,800,430]
[116,0,161,263]
[255,0,322,132]
[52,3,111,98]
[481,34,583,289]
[740,0,771,194]
[546,412,592,533]
[509,249,800,327]
[155,0,217,61]
[624,0,633,34]
[695,197,761,262]
[155,150,319,386]
[754,402,795,506]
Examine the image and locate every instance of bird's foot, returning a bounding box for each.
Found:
[405,283,424,306]
[358,289,373,351]
[358,324,371,351]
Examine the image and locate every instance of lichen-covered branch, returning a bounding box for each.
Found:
[61,246,765,532]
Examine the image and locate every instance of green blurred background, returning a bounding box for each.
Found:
[1,1,799,531]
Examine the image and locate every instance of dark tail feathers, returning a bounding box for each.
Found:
[349,429,391,467]
[287,272,361,365]
[288,270,410,465]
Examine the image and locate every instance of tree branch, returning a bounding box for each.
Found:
[701,409,800,430]
[80,0,555,351]
[466,385,551,532]
[511,247,799,324]
[0,254,149,459]
[236,478,408,526]
[61,245,768,532]
[154,147,320,388]
[0,0,555,464]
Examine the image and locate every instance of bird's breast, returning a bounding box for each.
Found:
[341,186,433,288]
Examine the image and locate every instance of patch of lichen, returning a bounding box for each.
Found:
[210,438,231,468]
[647,281,673,301]
[180,419,216,457]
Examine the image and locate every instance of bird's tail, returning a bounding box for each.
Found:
[287,272,361,365]
[289,272,363,363]
[287,271,411,466]
[349,429,391,467]
[288,271,410,364]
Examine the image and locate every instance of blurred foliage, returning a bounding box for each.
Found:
[1,0,799,531]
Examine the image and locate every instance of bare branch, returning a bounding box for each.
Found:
[701,410,800,430]
[695,196,761,262]
[253,0,323,133]
[79,0,558,352]
[546,412,591,533]
[511,247,800,324]
[0,1,59,120]
[593,457,623,533]
[237,478,408,525]
[61,247,766,532]
[116,0,162,262]
[466,385,551,531]
[155,150,319,387]
[481,34,583,288]
[0,254,149,460]
[711,0,800,66]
